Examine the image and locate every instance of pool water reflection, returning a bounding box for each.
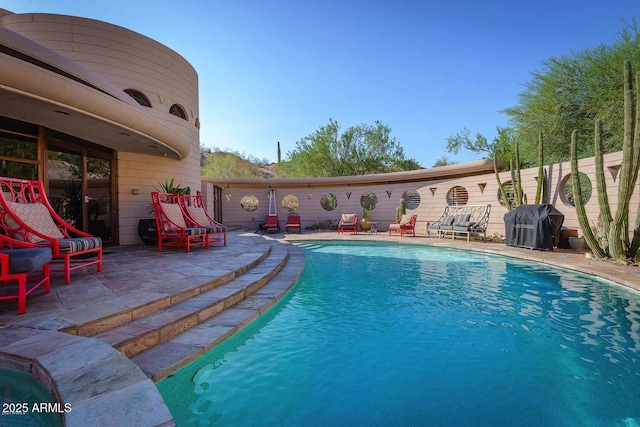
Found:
[158,241,640,426]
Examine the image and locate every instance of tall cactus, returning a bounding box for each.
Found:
[571,60,640,263]
[534,132,547,204]
[395,198,406,221]
[494,139,543,210]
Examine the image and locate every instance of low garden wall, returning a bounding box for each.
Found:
[203,151,638,240]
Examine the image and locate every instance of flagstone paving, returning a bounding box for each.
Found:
[0,229,638,426]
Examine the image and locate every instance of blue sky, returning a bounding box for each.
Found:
[4,1,639,166]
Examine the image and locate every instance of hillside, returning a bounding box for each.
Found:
[201,151,277,179]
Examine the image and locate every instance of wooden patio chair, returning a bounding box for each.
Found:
[0,235,52,314]
[151,192,209,252]
[388,214,418,237]
[260,214,280,234]
[285,213,301,234]
[337,214,358,234]
[179,194,227,246]
[0,177,102,284]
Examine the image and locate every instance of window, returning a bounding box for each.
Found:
[320,193,337,211]
[169,104,188,120]
[402,189,421,210]
[281,194,299,211]
[360,191,378,211]
[124,89,151,107]
[240,195,259,212]
[497,181,516,209]
[560,173,592,207]
[446,186,469,206]
[0,131,39,179]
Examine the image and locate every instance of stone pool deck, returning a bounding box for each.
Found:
[0,229,638,426]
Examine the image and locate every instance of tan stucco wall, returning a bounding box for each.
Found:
[204,151,640,240]
[1,12,202,244]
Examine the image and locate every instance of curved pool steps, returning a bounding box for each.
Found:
[90,242,302,381]
[131,245,304,381]
[0,232,304,426]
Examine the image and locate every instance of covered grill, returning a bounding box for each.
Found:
[504,204,565,250]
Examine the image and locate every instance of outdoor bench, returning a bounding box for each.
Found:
[427,204,491,242]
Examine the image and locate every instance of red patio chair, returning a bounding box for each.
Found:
[261,214,280,234]
[338,214,358,234]
[179,194,227,245]
[285,213,301,234]
[151,192,209,252]
[388,214,418,237]
[0,235,52,314]
[0,177,102,284]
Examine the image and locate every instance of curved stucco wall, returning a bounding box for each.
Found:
[1,11,202,244]
[204,151,640,241]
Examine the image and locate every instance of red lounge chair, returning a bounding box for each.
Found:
[180,194,227,245]
[0,235,51,314]
[261,215,280,234]
[338,214,358,234]
[0,177,102,284]
[285,213,301,234]
[151,192,209,252]
[389,214,418,237]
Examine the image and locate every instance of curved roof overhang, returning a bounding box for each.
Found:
[0,26,190,159]
[204,159,507,189]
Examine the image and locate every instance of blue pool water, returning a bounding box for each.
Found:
[158,241,640,426]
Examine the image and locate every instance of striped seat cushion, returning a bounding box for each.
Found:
[165,227,207,236]
[57,237,102,254]
[205,225,227,233]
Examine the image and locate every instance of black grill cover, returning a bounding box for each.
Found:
[504,204,565,250]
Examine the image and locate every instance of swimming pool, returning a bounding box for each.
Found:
[158,241,640,426]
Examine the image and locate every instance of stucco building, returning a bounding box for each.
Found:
[0,9,201,245]
[2,9,638,246]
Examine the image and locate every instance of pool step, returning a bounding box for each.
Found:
[93,242,303,381]
[130,247,304,381]
[93,242,285,356]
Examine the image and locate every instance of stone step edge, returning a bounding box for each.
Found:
[99,246,289,358]
[60,241,273,338]
[131,247,305,382]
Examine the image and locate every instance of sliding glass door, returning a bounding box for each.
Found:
[47,143,115,244]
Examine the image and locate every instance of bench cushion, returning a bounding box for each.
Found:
[0,248,52,274]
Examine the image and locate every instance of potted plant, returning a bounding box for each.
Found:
[360,205,372,231]
[138,179,191,245]
[359,191,378,232]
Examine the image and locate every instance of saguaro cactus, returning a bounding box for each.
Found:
[571,60,640,263]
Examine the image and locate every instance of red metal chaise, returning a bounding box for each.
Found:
[337,214,358,234]
[0,234,52,314]
[285,213,301,234]
[0,177,102,284]
[388,214,418,237]
[179,194,227,245]
[151,192,209,252]
[261,214,280,234]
